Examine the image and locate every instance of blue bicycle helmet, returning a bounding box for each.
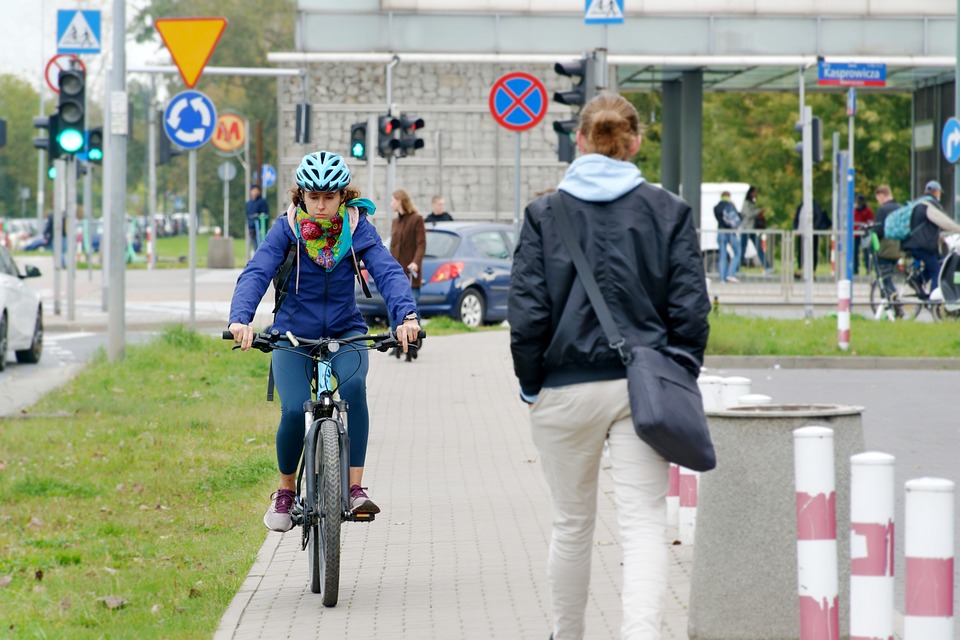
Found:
[295,151,351,192]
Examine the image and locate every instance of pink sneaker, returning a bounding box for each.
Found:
[263,489,296,532]
[349,485,380,514]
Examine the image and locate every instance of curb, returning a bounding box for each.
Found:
[212,531,284,640]
[704,355,960,370]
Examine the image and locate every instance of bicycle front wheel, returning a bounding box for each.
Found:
[891,272,923,320]
[319,419,342,607]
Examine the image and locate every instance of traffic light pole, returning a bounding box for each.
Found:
[53,159,65,316]
[107,0,128,361]
[385,57,399,208]
[801,105,814,319]
[66,157,77,321]
[83,162,93,280]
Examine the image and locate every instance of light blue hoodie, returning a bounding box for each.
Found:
[557,153,644,202]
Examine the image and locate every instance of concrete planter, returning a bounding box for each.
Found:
[207,236,235,269]
[688,404,865,640]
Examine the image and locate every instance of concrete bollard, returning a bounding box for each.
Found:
[667,464,680,530]
[904,477,955,639]
[850,452,896,640]
[794,427,839,640]
[838,279,851,350]
[679,468,699,545]
[738,393,772,406]
[719,376,751,409]
[698,375,724,412]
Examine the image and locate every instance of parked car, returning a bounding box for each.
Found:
[356,222,515,328]
[0,245,43,369]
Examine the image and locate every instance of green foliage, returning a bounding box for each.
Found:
[0,75,44,218]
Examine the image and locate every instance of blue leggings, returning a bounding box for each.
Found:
[271,331,370,475]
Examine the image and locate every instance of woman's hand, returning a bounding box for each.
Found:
[395,318,422,353]
[228,322,254,351]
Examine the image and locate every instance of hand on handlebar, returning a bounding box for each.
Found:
[228,322,255,351]
[395,319,422,353]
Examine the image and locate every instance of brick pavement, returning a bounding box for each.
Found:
[213,331,692,640]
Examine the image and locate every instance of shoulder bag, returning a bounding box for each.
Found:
[549,192,717,472]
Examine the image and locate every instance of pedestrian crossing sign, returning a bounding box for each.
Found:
[57,10,101,55]
[584,0,624,25]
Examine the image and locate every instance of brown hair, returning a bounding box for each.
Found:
[288,183,361,208]
[578,94,643,161]
[875,185,892,197]
[392,189,418,215]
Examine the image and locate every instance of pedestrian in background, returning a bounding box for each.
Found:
[739,185,769,272]
[902,180,960,292]
[389,189,426,360]
[713,191,742,283]
[509,93,710,640]
[794,200,829,278]
[853,194,874,275]
[425,195,453,223]
[245,184,269,258]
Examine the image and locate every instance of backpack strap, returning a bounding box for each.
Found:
[266,361,276,402]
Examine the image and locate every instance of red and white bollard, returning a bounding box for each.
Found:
[904,477,955,639]
[146,227,154,270]
[794,426,839,640]
[838,279,851,351]
[850,452,895,640]
[679,467,699,545]
[666,464,680,530]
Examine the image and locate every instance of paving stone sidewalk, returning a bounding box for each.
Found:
[213,331,692,640]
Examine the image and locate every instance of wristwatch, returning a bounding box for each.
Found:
[402,312,419,323]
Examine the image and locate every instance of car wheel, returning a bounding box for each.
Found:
[0,312,7,372]
[457,289,485,328]
[15,311,43,365]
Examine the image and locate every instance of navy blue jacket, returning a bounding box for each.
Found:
[245,196,269,227]
[229,213,416,339]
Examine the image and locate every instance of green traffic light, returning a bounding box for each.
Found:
[57,128,84,154]
[351,141,365,158]
[88,148,103,161]
[48,166,57,179]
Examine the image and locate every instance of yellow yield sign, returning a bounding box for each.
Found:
[155,17,227,89]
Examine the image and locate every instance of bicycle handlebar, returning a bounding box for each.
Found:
[221,328,426,354]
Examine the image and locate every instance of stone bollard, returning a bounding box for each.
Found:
[208,236,235,268]
[719,376,751,409]
[688,404,865,640]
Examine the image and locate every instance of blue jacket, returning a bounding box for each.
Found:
[229,212,416,339]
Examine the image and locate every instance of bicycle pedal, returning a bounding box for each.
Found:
[347,512,376,523]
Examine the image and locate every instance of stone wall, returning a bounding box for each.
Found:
[276,61,582,231]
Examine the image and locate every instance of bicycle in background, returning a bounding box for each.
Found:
[866,224,938,321]
[223,328,424,606]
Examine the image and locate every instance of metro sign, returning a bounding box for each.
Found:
[211,113,246,154]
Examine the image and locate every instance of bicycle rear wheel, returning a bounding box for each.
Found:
[890,272,923,320]
[319,419,342,607]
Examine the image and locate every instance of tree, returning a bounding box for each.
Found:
[0,75,44,218]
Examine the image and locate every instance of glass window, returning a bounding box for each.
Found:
[470,231,509,260]
[425,231,459,258]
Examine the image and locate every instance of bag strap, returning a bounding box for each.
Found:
[550,192,629,364]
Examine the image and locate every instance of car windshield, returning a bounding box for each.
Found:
[425,231,459,258]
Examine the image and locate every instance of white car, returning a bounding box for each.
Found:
[0,245,43,370]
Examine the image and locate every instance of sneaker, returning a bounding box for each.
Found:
[725,276,740,283]
[349,484,381,514]
[263,489,296,532]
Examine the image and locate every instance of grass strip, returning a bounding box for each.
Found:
[0,326,277,639]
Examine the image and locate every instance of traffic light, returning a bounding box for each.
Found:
[397,114,425,157]
[350,122,367,160]
[56,69,86,154]
[553,120,577,163]
[553,56,595,111]
[158,128,184,165]
[33,112,61,163]
[86,127,103,163]
[794,115,823,163]
[377,115,400,158]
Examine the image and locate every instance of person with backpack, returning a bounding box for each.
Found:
[901,180,960,291]
[227,151,421,532]
[714,191,742,283]
[873,185,902,298]
[509,94,710,639]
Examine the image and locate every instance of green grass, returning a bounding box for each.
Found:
[706,311,960,357]
[0,326,277,639]
[18,234,248,270]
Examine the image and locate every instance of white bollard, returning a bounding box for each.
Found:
[719,376,751,409]
[838,279,851,350]
[850,452,896,640]
[904,477,955,639]
[666,463,680,530]
[738,393,772,406]
[679,468,699,545]
[697,375,723,411]
[794,426,839,640]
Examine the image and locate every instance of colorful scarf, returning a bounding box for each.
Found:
[294,197,376,271]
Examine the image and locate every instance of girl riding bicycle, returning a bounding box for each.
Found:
[228,150,421,533]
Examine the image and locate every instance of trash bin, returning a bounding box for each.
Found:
[688,404,865,640]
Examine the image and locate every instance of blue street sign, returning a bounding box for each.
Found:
[163,91,217,150]
[260,164,277,189]
[57,10,102,55]
[817,61,886,88]
[942,117,960,164]
[585,0,624,24]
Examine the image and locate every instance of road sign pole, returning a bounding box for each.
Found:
[189,149,197,328]
[107,0,127,362]
[955,0,960,219]
[148,83,158,270]
[53,159,65,316]
[84,163,93,280]
[802,105,814,320]
[243,118,250,259]
[514,132,521,237]
[223,175,229,235]
[66,158,77,322]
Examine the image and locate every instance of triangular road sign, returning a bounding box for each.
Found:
[155,17,228,88]
[58,11,101,52]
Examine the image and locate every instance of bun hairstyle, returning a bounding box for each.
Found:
[577,94,643,161]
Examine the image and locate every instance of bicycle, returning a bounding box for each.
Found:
[865,224,937,321]
[222,328,424,606]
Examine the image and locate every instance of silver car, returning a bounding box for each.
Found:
[0,246,43,369]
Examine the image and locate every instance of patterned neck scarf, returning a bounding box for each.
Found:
[295,203,351,271]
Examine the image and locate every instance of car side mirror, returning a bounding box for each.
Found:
[22,265,41,278]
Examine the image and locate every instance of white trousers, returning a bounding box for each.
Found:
[530,378,669,640]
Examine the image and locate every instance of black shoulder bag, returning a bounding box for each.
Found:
[549,192,716,472]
